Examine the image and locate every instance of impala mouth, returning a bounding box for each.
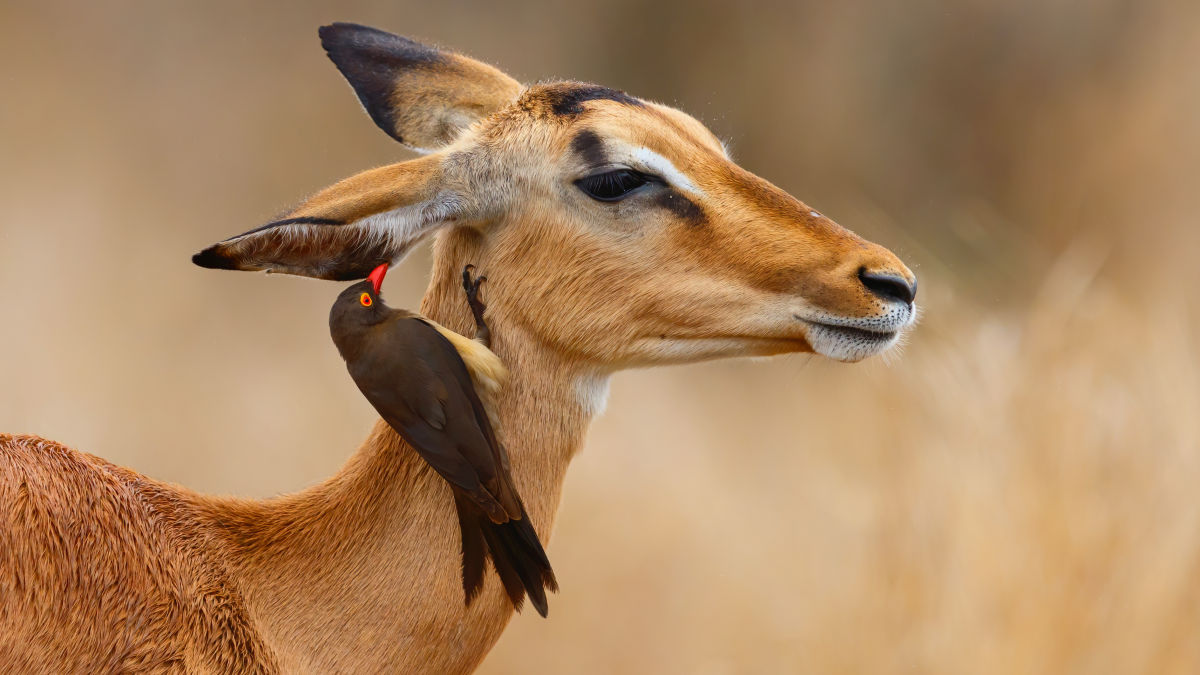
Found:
[795,313,910,362]
[806,321,897,342]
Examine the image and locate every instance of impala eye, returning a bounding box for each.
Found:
[575,169,656,202]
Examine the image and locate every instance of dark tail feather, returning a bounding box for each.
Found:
[454,494,487,604]
[479,523,532,611]
[454,495,557,617]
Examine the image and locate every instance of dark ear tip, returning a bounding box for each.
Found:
[319,22,403,49]
[319,22,430,58]
[318,22,356,42]
[318,23,354,52]
[192,246,237,271]
[319,22,368,34]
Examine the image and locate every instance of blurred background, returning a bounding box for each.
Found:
[1,0,1197,672]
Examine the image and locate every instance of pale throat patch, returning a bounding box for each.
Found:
[630,147,702,196]
[575,374,612,417]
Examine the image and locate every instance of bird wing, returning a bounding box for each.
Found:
[346,317,521,522]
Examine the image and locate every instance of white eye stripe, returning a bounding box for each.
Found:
[630,147,702,196]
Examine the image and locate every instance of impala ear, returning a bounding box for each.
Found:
[319,23,522,152]
[192,156,466,280]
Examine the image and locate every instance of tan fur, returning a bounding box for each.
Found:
[0,436,279,673]
[4,34,917,673]
[386,53,522,151]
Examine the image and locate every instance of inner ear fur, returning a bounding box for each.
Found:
[319,23,522,152]
[193,155,467,280]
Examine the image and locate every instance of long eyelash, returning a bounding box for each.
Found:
[576,169,659,201]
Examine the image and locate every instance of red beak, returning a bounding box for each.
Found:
[367,263,388,294]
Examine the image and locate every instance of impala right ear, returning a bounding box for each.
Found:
[192,155,467,280]
[319,23,522,152]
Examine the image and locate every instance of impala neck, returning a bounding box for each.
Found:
[224,228,603,673]
[418,228,599,529]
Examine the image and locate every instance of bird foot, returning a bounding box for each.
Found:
[462,265,491,347]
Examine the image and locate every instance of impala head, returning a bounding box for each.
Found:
[195,23,917,365]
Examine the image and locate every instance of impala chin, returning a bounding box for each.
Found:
[796,306,917,363]
[627,335,804,366]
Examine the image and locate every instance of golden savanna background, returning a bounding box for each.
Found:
[2,0,1197,672]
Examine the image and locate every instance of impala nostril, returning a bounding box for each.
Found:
[858,268,917,305]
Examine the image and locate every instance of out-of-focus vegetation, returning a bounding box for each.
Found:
[0,0,1195,672]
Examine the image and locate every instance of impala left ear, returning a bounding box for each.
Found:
[192,155,467,280]
[319,23,522,152]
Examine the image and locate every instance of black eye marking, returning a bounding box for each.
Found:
[570,130,608,167]
[654,191,706,226]
[574,166,707,224]
[575,169,656,201]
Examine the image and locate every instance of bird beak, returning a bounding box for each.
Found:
[367,263,388,294]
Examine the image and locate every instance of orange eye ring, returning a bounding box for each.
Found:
[359,292,373,307]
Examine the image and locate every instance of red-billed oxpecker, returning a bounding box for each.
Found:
[329,263,556,616]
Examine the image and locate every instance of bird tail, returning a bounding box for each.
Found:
[454,493,558,617]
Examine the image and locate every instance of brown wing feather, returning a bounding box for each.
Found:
[346,316,521,521]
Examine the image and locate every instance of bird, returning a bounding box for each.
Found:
[329,262,557,616]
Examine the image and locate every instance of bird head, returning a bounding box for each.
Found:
[330,263,390,338]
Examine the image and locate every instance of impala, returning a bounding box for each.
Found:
[0,23,917,674]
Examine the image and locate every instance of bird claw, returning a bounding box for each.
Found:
[462,265,487,297]
[462,264,476,291]
[461,265,491,347]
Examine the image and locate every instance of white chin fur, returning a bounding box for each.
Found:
[804,323,901,362]
[798,303,917,362]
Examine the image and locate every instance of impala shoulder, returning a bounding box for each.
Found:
[1,433,111,484]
